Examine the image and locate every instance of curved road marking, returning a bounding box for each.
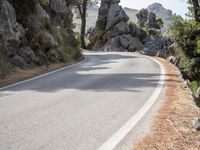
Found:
[97,57,165,150]
[0,57,88,91]
[0,52,165,150]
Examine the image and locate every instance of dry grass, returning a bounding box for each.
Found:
[134,57,200,150]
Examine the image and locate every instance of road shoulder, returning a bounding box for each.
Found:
[0,58,84,88]
[134,57,200,149]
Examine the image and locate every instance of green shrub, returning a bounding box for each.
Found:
[156,18,164,29]
[196,39,200,54]
[170,16,200,81]
[59,30,82,63]
[0,55,11,78]
[188,81,199,95]
[188,81,200,107]
[40,0,49,5]
[171,16,200,58]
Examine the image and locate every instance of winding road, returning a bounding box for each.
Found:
[0,52,164,150]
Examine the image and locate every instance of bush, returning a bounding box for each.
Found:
[156,18,164,29]
[188,81,200,106]
[59,30,82,63]
[171,16,200,58]
[189,81,199,95]
[0,55,11,78]
[196,39,200,54]
[170,16,200,81]
[40,0,49,5]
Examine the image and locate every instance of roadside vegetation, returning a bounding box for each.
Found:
[170,0,200,105]
[0,54,11,79]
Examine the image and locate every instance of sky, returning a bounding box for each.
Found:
[120,0,188,18]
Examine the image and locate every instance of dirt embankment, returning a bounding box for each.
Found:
[134,57,200,150]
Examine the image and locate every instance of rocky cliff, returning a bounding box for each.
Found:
[0,0,79,77]
[91,0,143,52]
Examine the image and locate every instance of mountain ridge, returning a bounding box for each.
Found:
[74,2,174,32]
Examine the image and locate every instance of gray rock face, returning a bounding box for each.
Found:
[136,8,148,28]
[0,0,36,69]
[10,55,29,69]
[0,0,76,74]
[50,0,67,13]
[136,9,158,29]
[50,0,73,30]
[142,34,166,56]
[36,2,50,20]
[147,12,157,28]
[135,9,172,57]
[92,0,143,51]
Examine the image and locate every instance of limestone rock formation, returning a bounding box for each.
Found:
[92,0,143,51]
[136,8,148,28]
[136,9,172,56]
[50,0,73,32]
[0,0,78,77]
[0,0,35,69]
[147,12,157,28]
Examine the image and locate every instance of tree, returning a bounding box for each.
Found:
[75,0,88,49]
[192,0,200,22]
[188,0,200,22]
[70,0,97,49]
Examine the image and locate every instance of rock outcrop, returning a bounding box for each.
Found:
[147,2,173,32]
[0,0,35,69]
[135,9,172,56]
[0,0,78,77]
[136,8,148,28]
[49,0,73,32]
[92,0,143,52]
[91,1,171,55]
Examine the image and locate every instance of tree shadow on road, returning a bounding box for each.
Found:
[1,53,181,93]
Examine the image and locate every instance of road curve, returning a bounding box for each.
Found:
[0,52,163,150]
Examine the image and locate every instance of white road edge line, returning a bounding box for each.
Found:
[0,57,88,91]
[97,57,165,150]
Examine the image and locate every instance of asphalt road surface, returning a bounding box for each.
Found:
[0,52,164,150]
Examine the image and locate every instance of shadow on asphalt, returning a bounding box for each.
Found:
[1,53,181,93]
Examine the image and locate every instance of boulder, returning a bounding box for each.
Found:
[142,32,166,56]
[105,21,130,39]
